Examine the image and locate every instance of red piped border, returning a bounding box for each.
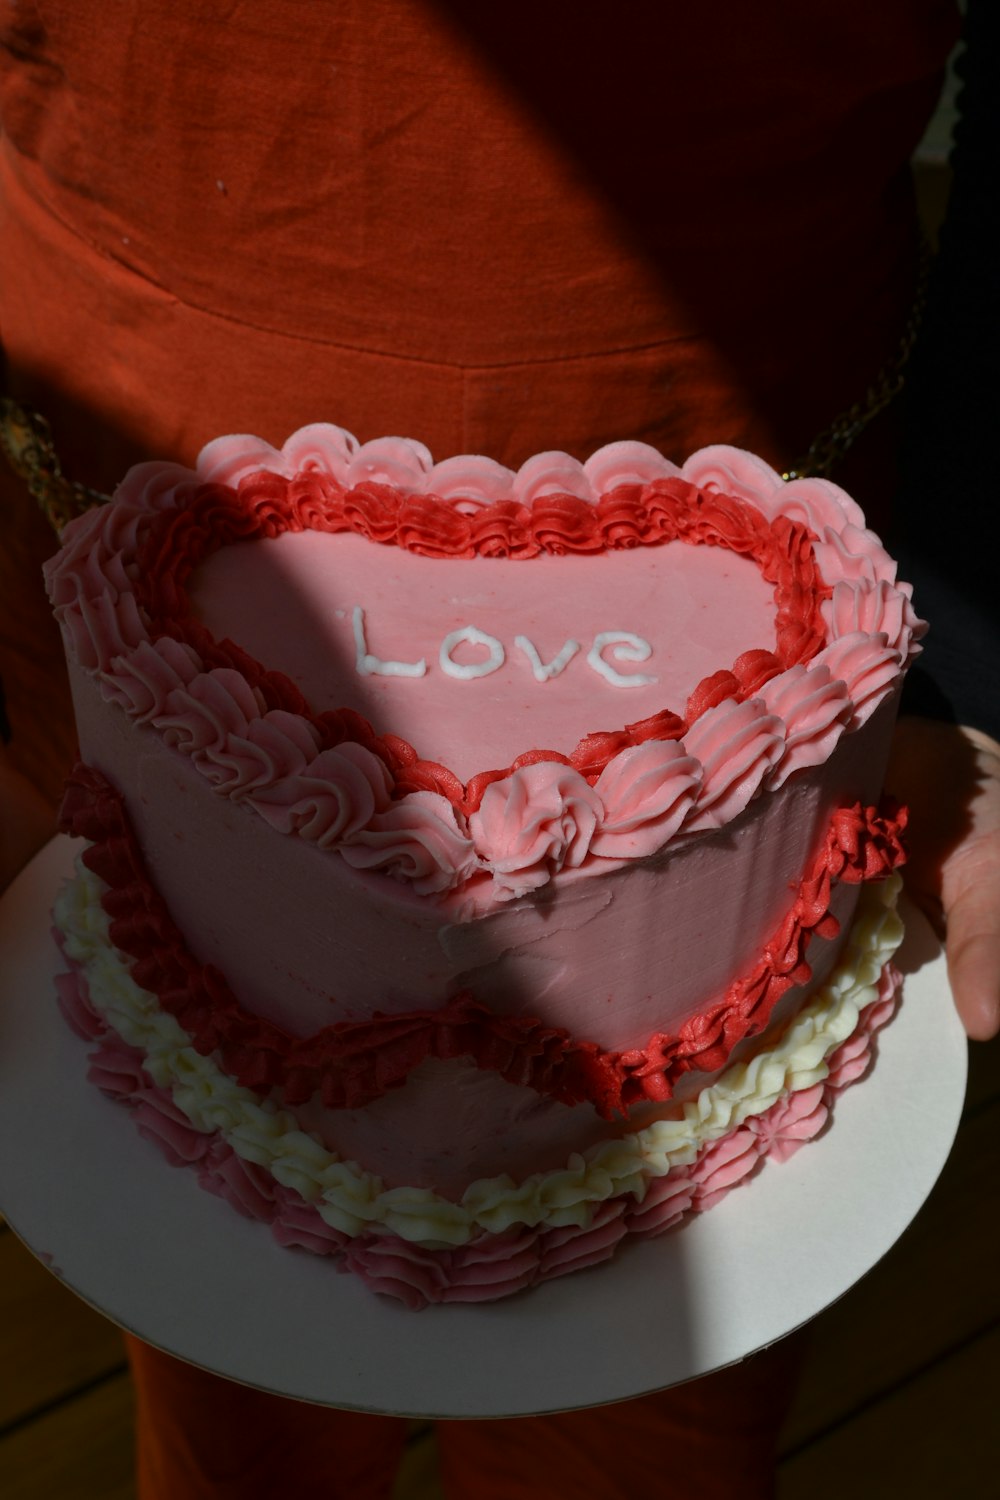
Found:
[130,472,830,813]
[60,763,906,1120]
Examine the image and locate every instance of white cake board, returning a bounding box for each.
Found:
[0,836,967,1418]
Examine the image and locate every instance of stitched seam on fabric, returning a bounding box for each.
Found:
[7,157,698,372]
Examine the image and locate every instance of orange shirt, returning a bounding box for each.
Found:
[0,1,957,793]
[1,0,956,489]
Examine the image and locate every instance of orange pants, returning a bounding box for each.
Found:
[128,1332,802,1499]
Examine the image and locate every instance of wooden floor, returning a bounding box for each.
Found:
[1,1031,997,1499]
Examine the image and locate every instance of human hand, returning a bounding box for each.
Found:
[0,748,56,891]
[887,717,1000,1041]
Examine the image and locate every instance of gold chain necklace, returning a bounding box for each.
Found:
[781,234,931,482]
[0,397,110,532]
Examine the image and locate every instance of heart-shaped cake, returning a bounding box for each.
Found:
[46,426,919,1305]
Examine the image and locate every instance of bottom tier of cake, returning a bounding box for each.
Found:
[53,863,903,1308]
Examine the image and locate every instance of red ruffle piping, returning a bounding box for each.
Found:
[59,764,906,1120]
[129,473,830,812]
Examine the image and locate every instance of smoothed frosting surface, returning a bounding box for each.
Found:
[189,533,776,781]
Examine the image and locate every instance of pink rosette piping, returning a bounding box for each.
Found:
[282,422,362,478]
[422,454,516,506]
[583,440,679,495]
[216,711,326,797]
[196,434,292,486]
[86,1032,150,1098]
[591,739,702,859]
[339,790,480,894]
[681,698,785,831]
[54,966,107,1041]
[823,578,925,663]
[512,451,592,504]
[270,1188,350,1257]
[69,589,149,675]
[45,501,144,606]
[152,668,264,759]
[812,633,902,729]
[680,445,780,511]
[247,742,394,847]
[197,1141,279,1222]
[824,964,900,1089]
[777,476,866,533]
[348,435,434,490]
[470,762,603,899]
[536,1199,630,1281]
[687,1127,764,1210]
[747,1082,829,1163]
[103,637,202,722]
[757,664,852,789]
[133,1090,216,1168]
[813,522,898,591]
[625,1172,697,1239]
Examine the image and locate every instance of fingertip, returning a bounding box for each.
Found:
[946,934,1000,1041]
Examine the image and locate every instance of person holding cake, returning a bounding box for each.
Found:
[1,1,997,1497]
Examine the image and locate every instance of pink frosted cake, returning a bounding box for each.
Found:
[45,426,921,1306]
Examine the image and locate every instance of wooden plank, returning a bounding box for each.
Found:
[780,1099,1000,1450]
[778,1322,1000,1498]
[0,1372,135,1500]
[392,1424,444,1500]
[0,1228,126,1429]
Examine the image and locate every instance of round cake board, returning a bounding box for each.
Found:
[0,836,967,1419]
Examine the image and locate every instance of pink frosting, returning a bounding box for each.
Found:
[195,425,681,507]
[134,1092,216,1168]
[746,1083,829,1164]
[219,713,326,797]
[44,429,923,901]
[249,742,393,846]
[537,1199,630,1281]
[678,446,783,512]
[153,669,264,758]
[687,1127,763,1210]
[469,762,604,899]
[626,1172,697,1239]
[823,578,920,658]
[270,1187,350,1257]
[197,1142,279,1222]
[813,633,903,729]
[86,1032,150,1099]
[54,967,106,1041]
[591,740,701,858]
[339,790,481,895]
[681,699,785,831]
[101,637,202,722]
[758,664,852,788]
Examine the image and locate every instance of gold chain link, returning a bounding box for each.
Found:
[0,397,110,532]
[781,234,931,482]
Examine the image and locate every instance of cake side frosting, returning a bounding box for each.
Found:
[59,762,906,1121]
[44,428,922,1303]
